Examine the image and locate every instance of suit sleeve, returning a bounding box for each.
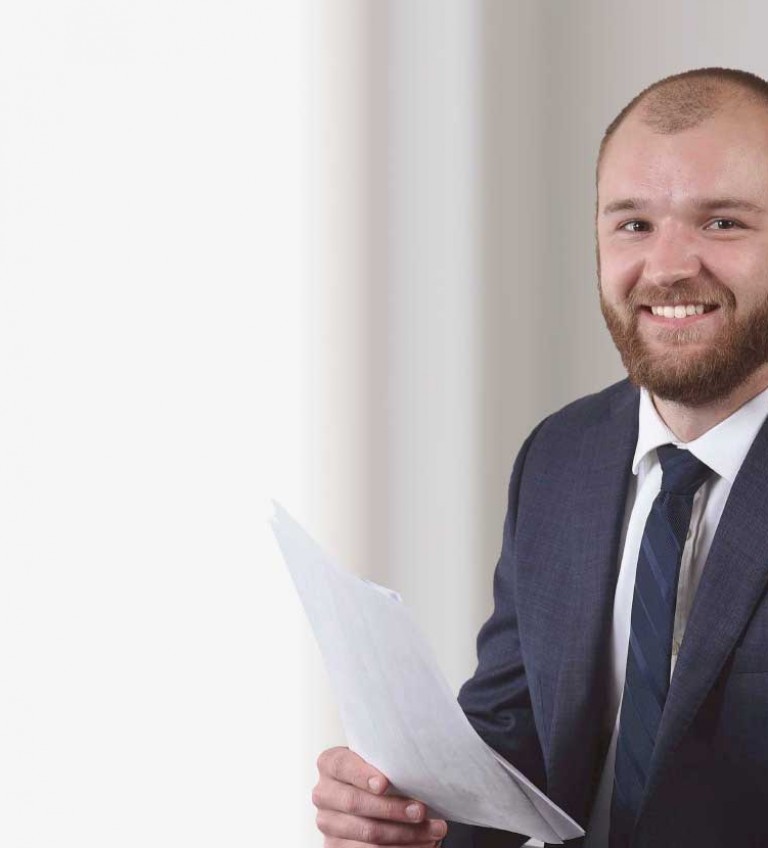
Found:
[442,421,549,848]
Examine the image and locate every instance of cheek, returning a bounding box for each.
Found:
[597,247,641,300]
[707,229,768,270]
[703,251,768,307]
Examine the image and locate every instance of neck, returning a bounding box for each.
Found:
[651,365,768,442]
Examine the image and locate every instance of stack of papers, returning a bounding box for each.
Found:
[270,503,583,844]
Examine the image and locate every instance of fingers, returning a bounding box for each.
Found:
[317,809,447,844]
[314,746,448,846]
[317,747,391,795]
[324,841,441,848]
[315,747,430,824]
[312,778,432,825]
[324,842,440,848]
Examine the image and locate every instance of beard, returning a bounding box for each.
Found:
[600,277,768,406]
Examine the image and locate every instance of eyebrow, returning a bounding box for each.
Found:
[601,197,767,216]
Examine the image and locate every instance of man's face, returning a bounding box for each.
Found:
[596,99,768,406]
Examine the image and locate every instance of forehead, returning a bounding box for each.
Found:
[598,104,768,205]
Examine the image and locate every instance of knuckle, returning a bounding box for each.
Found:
[311,783,324,808]
[339,787,364,815]
[315,809,334,835]
[316,747,336,773]
[357,820,380,843]
[330,747,350,776]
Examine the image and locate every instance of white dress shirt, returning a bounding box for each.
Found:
[583,384,768,847]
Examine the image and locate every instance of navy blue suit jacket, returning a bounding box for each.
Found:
[444,379,768,847]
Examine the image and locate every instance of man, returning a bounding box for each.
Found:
[311,67,768,847]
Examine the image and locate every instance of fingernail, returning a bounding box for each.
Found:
[368,776,384,793]
[405,803,422,821]
[430,820,448,838]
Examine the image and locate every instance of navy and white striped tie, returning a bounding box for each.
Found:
[609,444,713,847]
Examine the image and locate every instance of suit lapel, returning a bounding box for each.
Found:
[545,385,639,822]
[643,414,768,805]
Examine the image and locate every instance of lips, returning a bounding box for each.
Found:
[639,304,721,326]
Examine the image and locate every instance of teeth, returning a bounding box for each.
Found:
[650,304,709,317]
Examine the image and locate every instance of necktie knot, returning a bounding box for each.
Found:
[656,444,713,496]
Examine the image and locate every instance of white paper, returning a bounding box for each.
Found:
[270,502,584,844]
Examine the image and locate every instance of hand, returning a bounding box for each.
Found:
[313,746,448,846]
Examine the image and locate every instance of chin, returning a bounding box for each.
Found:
[627,359,751,407]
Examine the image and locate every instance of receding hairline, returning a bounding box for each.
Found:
[596,68,768,176]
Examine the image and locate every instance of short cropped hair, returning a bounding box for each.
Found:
[597,67,768,174]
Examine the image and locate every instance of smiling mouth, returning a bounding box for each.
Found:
[641,303,720,318]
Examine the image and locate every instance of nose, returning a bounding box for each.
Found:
[642,228,701,286]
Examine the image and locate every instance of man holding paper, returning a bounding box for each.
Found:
[312,67,768,846]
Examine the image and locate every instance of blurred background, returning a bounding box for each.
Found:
[0,0,765,845]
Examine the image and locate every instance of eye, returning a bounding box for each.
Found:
[618,220,651,233]
[705,218,742,231]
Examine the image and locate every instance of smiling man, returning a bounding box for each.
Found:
[312,68,768,848]
[598,74,768,424]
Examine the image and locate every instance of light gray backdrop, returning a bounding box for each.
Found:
[305,0,767,842]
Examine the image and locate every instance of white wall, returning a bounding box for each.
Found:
[0,1,314,845]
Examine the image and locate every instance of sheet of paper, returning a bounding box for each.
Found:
[270,502,584,844]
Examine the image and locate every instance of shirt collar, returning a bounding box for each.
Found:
[632,384,768,484]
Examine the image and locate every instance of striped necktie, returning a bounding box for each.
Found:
[609,444,713,847]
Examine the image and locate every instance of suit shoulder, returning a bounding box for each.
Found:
[547,377,636,425]
[527,378,637,451]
